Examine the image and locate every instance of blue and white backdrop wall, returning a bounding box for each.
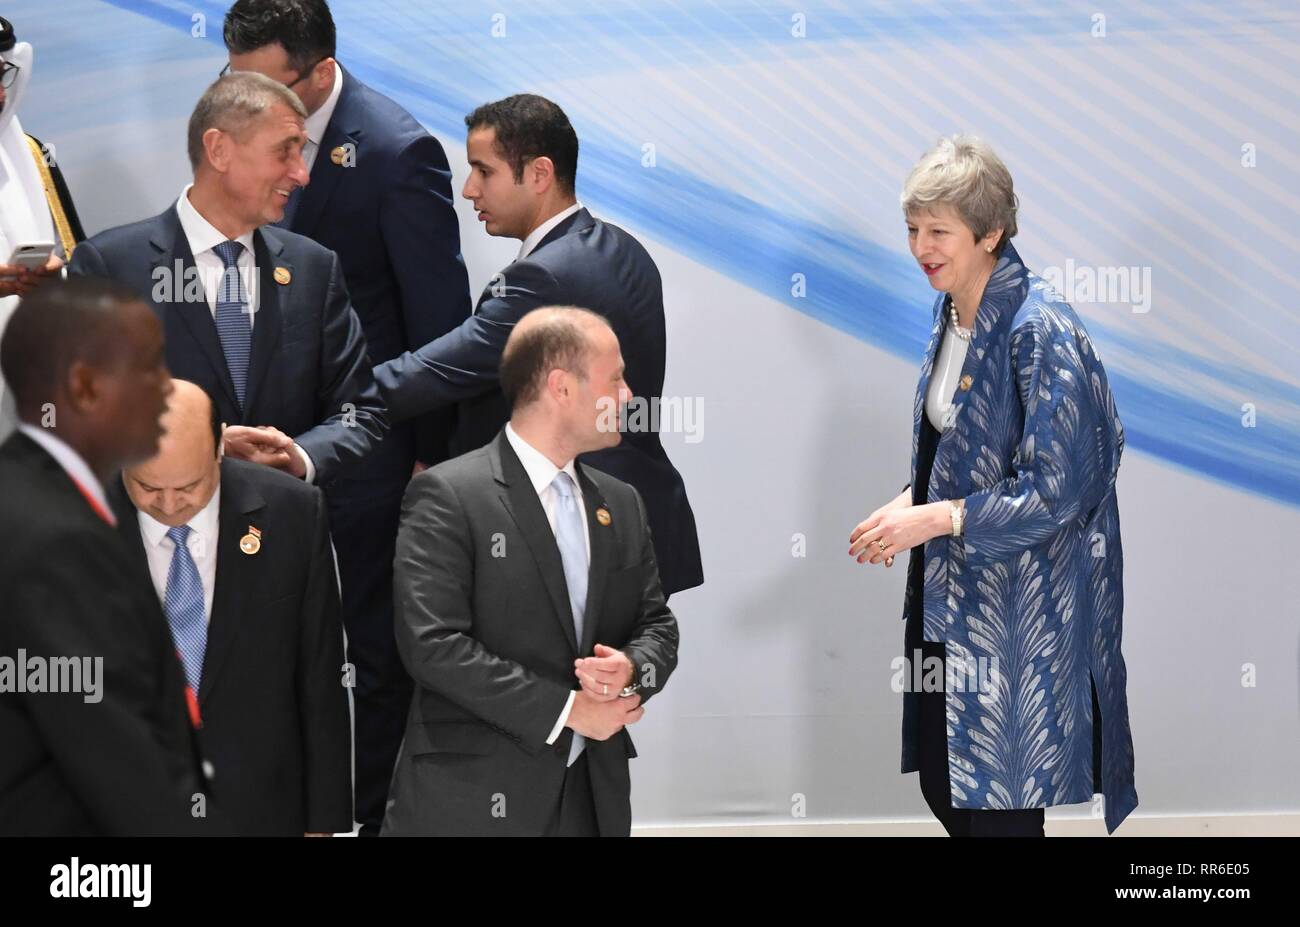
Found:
[16,0,1299,827]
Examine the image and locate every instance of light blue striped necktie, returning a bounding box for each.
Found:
[551,471,588,765]
[211,240,252,408]
[164,524,207,694]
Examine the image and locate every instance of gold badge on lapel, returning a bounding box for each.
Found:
[958,374,973,391]
[595,506,612,527]
[239,525,262,556]
[330,145,348,165]
[273,266,292,285]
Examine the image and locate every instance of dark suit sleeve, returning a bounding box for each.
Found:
[296,485,353,833]
[393,470,572,750]
[619,486,680,705]
[65,237,107,277]
[11,532,204,835]
[379,134,472,463]
[372,259,561,423]
[294,251,391,483]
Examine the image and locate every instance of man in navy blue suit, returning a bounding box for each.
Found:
[222,0,471,835]
[69,71,386,487]
[375,94,703,600]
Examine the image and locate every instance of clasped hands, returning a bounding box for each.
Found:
[566,643,642,742]
[222,424,307,479]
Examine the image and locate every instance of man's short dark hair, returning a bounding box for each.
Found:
[223,0,336,73]
[0,277,147,416]
[499,307,606,410]
[465,94,578,195]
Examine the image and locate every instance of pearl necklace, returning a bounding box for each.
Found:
[947,298,974,341]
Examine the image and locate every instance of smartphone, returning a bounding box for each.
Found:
[6,241,57,272]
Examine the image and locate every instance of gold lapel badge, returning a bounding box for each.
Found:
[595,506,612,527]
[958,374,973,391]
[330,145,348,165]
[239,525,262,556]
[273,266,292,285]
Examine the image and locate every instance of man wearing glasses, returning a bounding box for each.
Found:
[221,0,471,837]
[0,15,87,443]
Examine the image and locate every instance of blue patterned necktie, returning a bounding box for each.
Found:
[164,525,207,694]
[551,471,588,765]
[211,240,252,408]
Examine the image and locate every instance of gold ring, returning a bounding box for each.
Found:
[876,539,890,551]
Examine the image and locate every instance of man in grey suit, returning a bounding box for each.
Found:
[382,306,679,837]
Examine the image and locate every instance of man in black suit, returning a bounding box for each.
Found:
[68,70,387,487]
[374,94,703,598]
[0,277,212,835]
[110,380,351,836]
[223,0,472,833]
[382,307,679,837]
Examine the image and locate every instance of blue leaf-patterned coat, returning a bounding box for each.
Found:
[900,242,1138,833]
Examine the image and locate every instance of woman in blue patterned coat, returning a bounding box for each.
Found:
[849,136,1138,836]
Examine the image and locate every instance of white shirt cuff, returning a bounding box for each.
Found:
[546,691,577,745]
[293,443,316,483]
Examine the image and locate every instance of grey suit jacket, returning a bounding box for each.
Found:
[381,430,679,836]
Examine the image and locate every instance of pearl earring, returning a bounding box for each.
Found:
[986,246,993,253]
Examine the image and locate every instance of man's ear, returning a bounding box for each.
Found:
[529,156,556,194]
[64,359,99,415]
[311,58,336,94]
[203,127,230,172]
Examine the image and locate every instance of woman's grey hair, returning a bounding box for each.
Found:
[186,71,307,171]
[901,134,1018,252]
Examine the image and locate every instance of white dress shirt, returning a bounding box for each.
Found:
[926,313,971,431]
[17,423,112,523]
[175,184,258,326]
[300,63,344,176]
[503,422,590,744]
[516,201,583,262]
[173,186,317,482]
[138,487,221,625]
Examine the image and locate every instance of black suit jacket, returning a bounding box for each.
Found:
[109,458,352,836]
[0,433,211,835]
[68,206,388,486]
[374,208,703,594]
[381,431,679,836]
[283,65,470,473]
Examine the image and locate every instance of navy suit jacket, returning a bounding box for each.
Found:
[374,208,703,595]
[285,65,470,474]
[69,206,388,486]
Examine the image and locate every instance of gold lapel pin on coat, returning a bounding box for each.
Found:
[959,374,973,391]
[239,525,262,555]
[595,506,612,527]
[330,145,348,165]
[273,267,292,285]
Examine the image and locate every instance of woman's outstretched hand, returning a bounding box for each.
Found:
[848,488,913,567]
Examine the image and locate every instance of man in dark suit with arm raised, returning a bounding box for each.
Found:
[374,94,703,599]
[382,307,679,837]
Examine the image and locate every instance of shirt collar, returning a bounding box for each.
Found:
[517,202,583,261]
[304,62,344,148]
[17,423,109,514]
[504,422,579,498]
[175,183,256,258]
[137,482,222,550]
